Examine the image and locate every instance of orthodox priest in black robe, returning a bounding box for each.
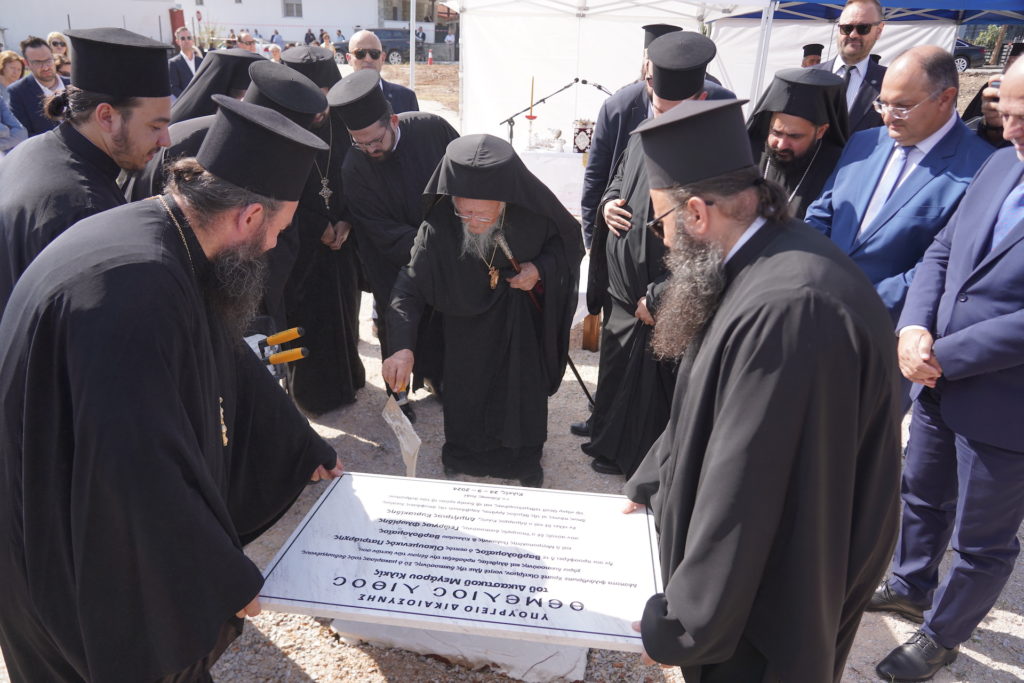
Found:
[0,98,341,681]
[624,99,901,682]
[334,69,457,413]
[279,46,367,414]
[0,27,173,315]
[383,135,584,487]
[746,67,848,219]
[170,48,263,124]
[584,31,717,478]
[129,59,333,342]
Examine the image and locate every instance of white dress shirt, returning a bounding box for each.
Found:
[833,57,870,112]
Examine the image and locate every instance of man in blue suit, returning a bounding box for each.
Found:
[8,36,69,137]
[168,26,203,99]
[805,46,993,324]
[869,58,1024,682]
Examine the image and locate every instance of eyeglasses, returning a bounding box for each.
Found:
[872,90,940,120]
[239,39,256,46]
[352,49,382,60]
[453,210,497,224]
[644,200,714,239]
[27,57,54,68]
[838,22,881,36]
[350,127,389,150]
[50,41,66,47]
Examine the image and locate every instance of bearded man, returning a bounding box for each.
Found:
[382,134,584,487]
[746,68,849,218]
[623,99,901,682]
[0,27,172,315]
[0,97,343,682]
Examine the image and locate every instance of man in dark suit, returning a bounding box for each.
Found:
[580,23,678,252]
[346,30,418,114]
[168,26,203,99]
[8,36,69,137]
[869,58,1024,683]
[805,46,993,324]
[815,0,887,132]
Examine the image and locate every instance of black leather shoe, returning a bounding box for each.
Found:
[591,456,623,475]
[876,630,958,681]
[520,470,544,488]
[580,441,597,458]
[570,417,592,437]
[867,582,928,623]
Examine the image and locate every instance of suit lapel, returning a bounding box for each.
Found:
[854,123,962,251]
[849,62,882,129]
[972,162,1024,272]
[834,132,890,252]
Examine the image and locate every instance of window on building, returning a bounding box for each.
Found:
[284,0,302,17]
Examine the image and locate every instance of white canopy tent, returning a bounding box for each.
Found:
[708,17,956,102]
[457,0,770,150]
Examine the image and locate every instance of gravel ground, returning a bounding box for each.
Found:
[1,67,1020,683]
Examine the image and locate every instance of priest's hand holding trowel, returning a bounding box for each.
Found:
[382,348,415,394]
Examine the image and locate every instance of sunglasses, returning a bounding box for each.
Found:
[50,40,66,47]
[178,35,193,41]
[352,49,382,60]
[239,39,256,46]
[838,22,881,36]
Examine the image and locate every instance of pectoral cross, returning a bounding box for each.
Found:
[318,177,333,210]
[488,265,499,290]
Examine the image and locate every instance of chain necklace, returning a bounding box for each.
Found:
[157,195,195,276]
[313,117,333,210]
[475,242,499,289]
[155,195,229,447]
[472,212,505,289]
[764,139,823,204]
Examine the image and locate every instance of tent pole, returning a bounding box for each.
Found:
[749,0,779,115]
[409,0,416,89]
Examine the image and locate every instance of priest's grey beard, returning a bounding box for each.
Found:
[206,233,268,342]
[650,222,726,360]
[460,213,505,261]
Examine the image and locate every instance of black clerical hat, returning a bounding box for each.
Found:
[643,24,681,48]
[647,32,716,101]
[281,45,341,89]
[327,69,388,131]
[66,28,171,98]
[1010,42,1024,58]
[747,67,848,149]
[633,99,752,189]
[198,95,329,201]
[802,43,824,58]
[244,60,327,129]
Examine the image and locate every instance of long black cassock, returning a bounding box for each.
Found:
[387,138,583,480]
[285,109,366,414]
[0,196,336,681]
[626,220,901,682]
[341,111,459,388]
[0,122,125,316]
[587,132,677,476]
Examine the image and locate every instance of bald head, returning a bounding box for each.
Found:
[878,45,958,146]
[999,57,1024,159]
[890,46,959,96]
[347,30,384,72]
